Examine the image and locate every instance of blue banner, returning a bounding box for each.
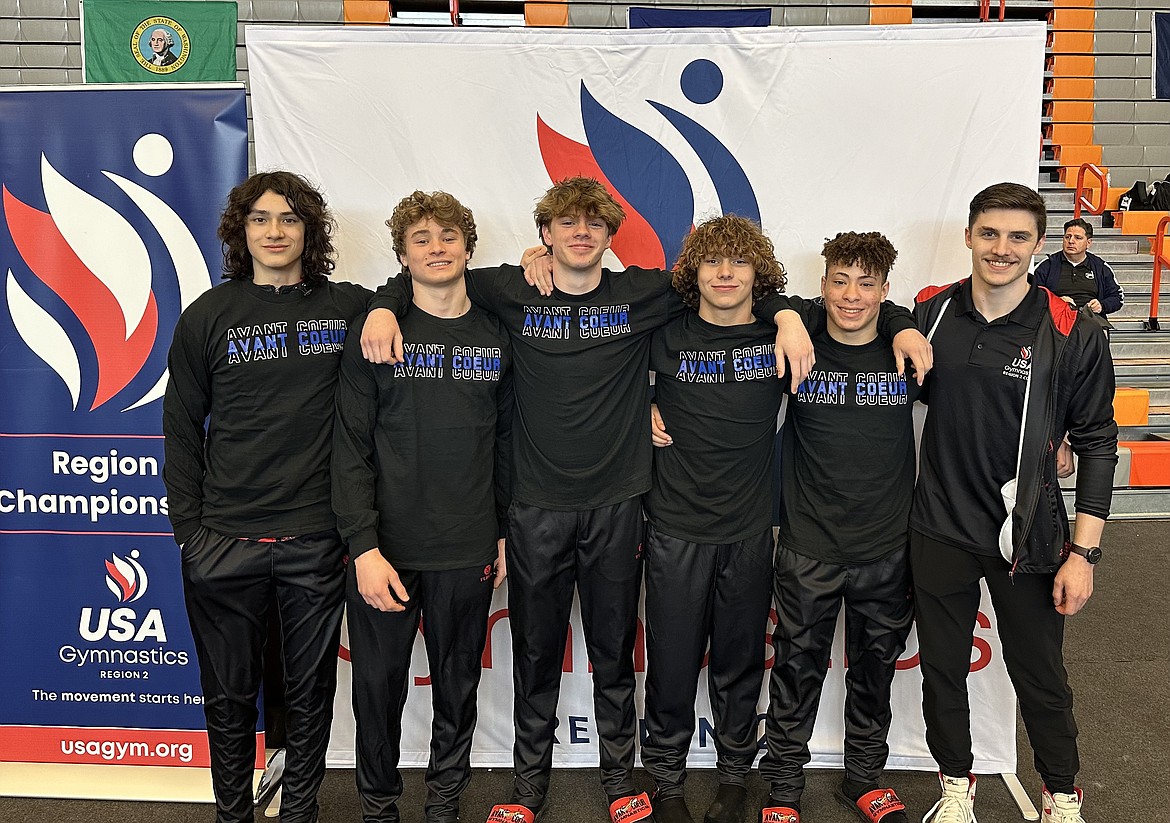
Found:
[0,86,248,769]
[627,7,770,29]
[1155,12,1170,100]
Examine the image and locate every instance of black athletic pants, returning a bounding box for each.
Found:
[642,525,775,799]
[910,531,1079,794]
[181,527,345,823]
[760,545,913,802]
[347,561,495,823]
[506,499,644,810]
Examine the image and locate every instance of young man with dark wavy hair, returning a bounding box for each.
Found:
[163,170,370,823]
[912,183,1117,823]
[759,231,917,823]
[333,190,512,823]
[642,215,789,823]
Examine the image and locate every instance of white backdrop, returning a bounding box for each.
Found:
[246,23,1045,774]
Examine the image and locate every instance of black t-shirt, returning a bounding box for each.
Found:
[369,267,792,512]
[163,278,371,544]
[466,266,674,509]
[332,307,512,571]
[1053,255,1099,307]
[911,281,1046,554]
[780,331,918,564]
[646,313,786,544]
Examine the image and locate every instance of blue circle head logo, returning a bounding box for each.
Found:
[681,59,723,105]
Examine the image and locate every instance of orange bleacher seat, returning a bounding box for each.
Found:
[1113,210,1170,237]
[1057,145,1103,168]
[1114,388,1150,427]
[1120,441,1170,486]
[345,0,389,24]
[1050,124,1094,145]
[1051,31,1095,53]
[525,3,567,26]
[1052,55,1094,76]
[1052,8,1095,29]
[1051,77,1094,99]
[870,5,912,24]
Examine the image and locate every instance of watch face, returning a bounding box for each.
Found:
[1086,547,1102,564]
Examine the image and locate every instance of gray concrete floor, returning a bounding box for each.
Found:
[3,520,1167,822]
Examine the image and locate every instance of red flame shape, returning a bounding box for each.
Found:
[536,116,667,271]
[104,558,137,602]
[3,185,158,411]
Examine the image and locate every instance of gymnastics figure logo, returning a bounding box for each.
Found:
[105,549,149,603]
[1,135,211,414]
[537,58,760,270]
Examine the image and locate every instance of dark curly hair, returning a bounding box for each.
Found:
[533,177,626,241]
[821,231,898,282]
[386,191,478,277]
[218,170,336,286]
[672,214,787,310]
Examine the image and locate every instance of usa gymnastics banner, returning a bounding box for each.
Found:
[246,23,1044,774]
[0,85,247,794]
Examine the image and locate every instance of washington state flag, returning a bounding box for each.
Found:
[83,0,236,82]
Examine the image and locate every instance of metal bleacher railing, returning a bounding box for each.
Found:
[1150,216,1167,333]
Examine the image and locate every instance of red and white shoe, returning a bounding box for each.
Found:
[1042,786,1085,823]
[760,807,800,823]
[921,773,977,823]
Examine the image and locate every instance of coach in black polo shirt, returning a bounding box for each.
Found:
[911,183,1117,823]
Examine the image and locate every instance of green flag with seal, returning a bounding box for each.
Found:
[83,0,237,82]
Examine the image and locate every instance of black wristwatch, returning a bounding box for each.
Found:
[1067,543,1102,564]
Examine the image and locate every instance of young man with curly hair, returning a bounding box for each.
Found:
[163,171,370,823]
[332,190,513,823]
[359,178,838,823]
[759,232,918,823]
[641,215,789,823]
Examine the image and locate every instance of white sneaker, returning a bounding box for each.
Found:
[922,773,977,823]
[1042,786,1085,823]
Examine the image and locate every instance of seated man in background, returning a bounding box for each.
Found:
[1033,218,1123,330]
[333,191,513,823]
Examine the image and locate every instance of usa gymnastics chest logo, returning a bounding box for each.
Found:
[1003,345,1031,380]
[1,136,211,417]
[536,59,760,270]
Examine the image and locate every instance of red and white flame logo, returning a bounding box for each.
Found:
[2,139,211,413]
[105,549,149,603]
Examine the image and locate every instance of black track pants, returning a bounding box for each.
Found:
[506,499,644,809]
[910,531,1079,793]
[760,545,913,802]
[347,562,495,823]
[642,526,775,799]
[181,527,345,823]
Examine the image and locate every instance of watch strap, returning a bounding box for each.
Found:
[1068,542,1101,563]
